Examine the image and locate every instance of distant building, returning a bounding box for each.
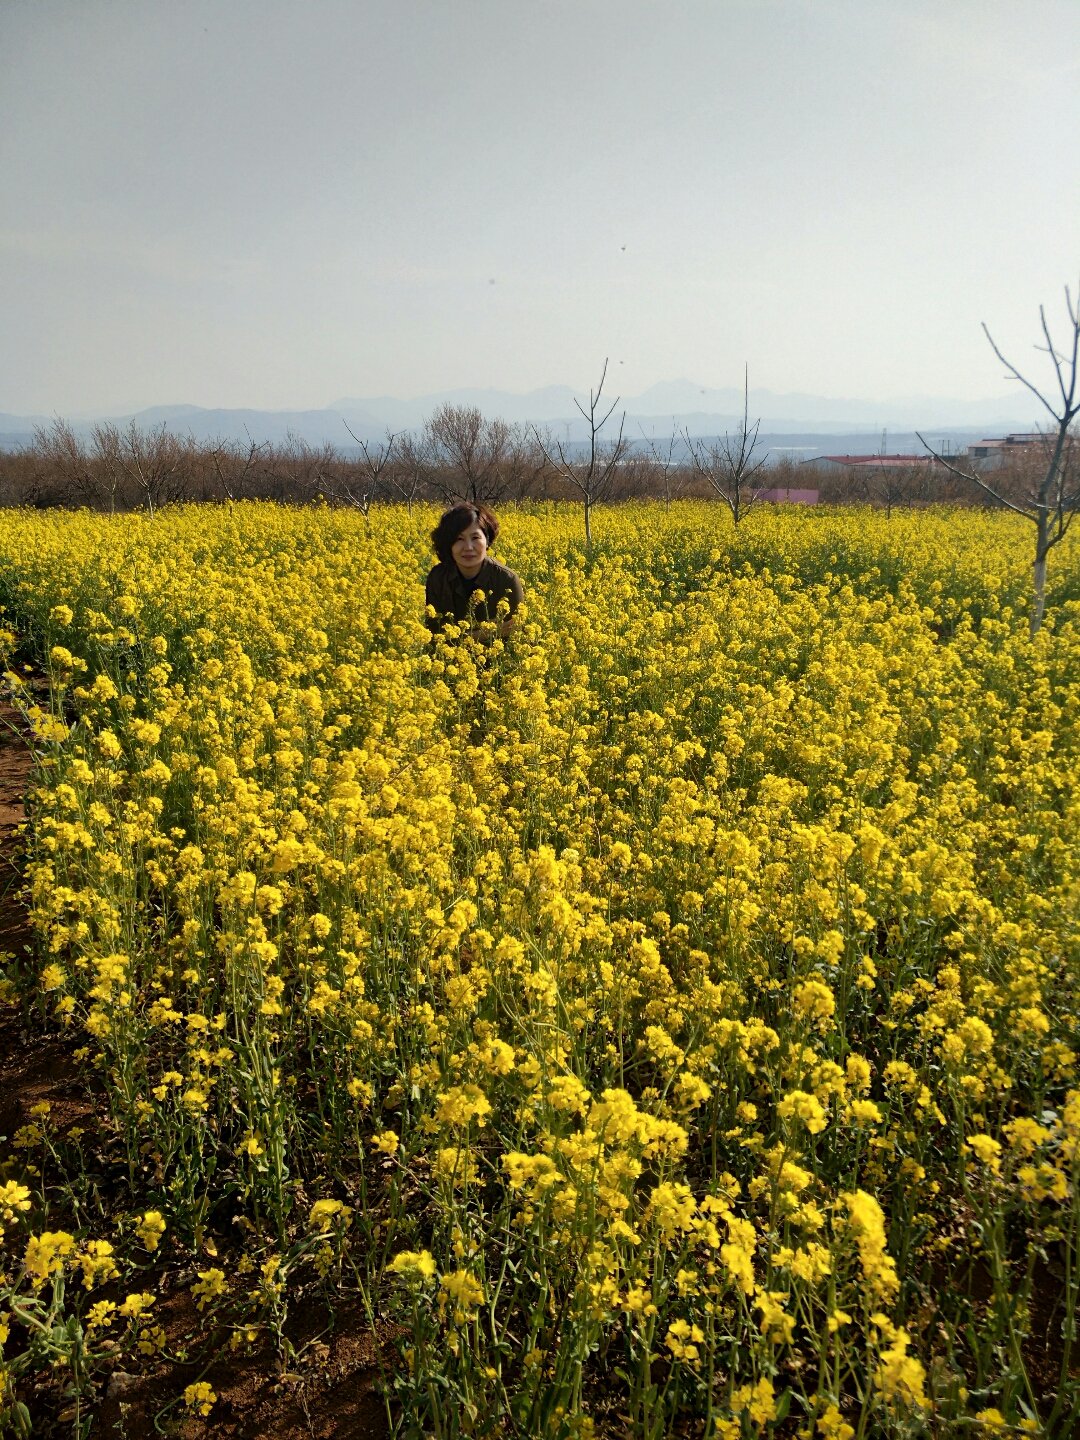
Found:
[966,433,1043,466]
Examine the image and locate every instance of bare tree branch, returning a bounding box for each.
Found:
[684,366,767,524]
[913,438,1031,519]
[533,359,627,545]
[640,420,691,506]
[925,281,1080,634]
[982,322,1062,426]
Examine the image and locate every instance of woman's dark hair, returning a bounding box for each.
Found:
[431,503,500,565]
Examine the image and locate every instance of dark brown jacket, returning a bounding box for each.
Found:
[425,557,524,634]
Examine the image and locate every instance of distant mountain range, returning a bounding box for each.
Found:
[0,381,1040,454]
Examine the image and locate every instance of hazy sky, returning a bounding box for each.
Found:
[2,0,1078,415]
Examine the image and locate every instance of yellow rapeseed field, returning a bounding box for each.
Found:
[0,500,1078,1438]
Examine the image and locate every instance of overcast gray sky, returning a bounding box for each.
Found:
[2,0,1078,416]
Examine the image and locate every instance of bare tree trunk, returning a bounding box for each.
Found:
[1032,512,1049,638]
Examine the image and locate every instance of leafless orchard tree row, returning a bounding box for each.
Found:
[0,411,1044,517]
[4,275,1077,594]
[2,403,681,520]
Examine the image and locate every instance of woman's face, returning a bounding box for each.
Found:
[451,522,488,578]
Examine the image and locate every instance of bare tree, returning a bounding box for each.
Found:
[271,433,342,504]
[208,430,267,502]
[685,367,767,524]
[641,421,692,507]
[534,360,627,546]
[92,420,188,517]
[0,445,39,507]
[32,420,105,509]
[334,424,398,516]
[861,459,935,519]
[425,404,518,506]
[499,425,551,503]
[392,432,432,512]
[918,284,1080,636]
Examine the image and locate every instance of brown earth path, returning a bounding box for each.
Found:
[0,701,86,1143]
[0,705,395,1438]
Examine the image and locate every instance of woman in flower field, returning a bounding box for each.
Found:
[425,502,523,638]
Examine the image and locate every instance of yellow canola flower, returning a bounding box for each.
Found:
[871,1313,927,1409]
[846,1099,883,1127]
[183,1382,217,1417]
[86,1300,117,1330]
[966,1134,1003,1172]
[793,979,837,1025]
[646,1181,696,1238]
[814,1402,855,1439]
[841,1190,899,1304]
[309,1198,353,1232]
[1003,1116,1051,1155]
[191,1267,227,1310]
[118,1291,156,1319]
[778,1090,828,1134]
[721,1214,757,1296]
[674,1071,712,1110]
[502,1151,564,1195]
[0,1181,32,1224]
[665,1318,705,1364]
[434,1084,491,1129]
[438,1268,485,1325]
[731,1376,777,1426]
[388,1250,437,1283]
[756,1289,796,1345]
[77,1238,120,1289]
[23,1229,76,1283]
